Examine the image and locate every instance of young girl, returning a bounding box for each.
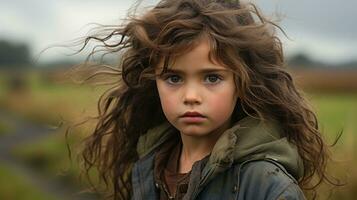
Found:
[79,0,334,199]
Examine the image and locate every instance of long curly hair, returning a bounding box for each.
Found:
[76,0,337,199]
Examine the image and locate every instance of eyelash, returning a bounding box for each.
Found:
[163,74,223,85]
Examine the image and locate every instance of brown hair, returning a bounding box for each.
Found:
[76,0,338,199]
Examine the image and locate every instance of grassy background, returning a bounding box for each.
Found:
[0,69,356,199]
[0,165,57,200]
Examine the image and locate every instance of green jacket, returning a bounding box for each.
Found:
[131,116,306,199]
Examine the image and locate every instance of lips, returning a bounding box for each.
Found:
[181,111,205,118]
[180,111,206,123]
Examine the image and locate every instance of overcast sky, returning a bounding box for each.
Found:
[1,0,356,64]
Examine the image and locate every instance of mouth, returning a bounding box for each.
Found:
[180,111,206,123]
[180,111,205,118]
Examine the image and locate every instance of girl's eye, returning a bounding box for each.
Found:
[163,74,222,85]
[204,74,222,84]
[165,74,182,84]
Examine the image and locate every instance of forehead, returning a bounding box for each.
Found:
[155,38,229,73]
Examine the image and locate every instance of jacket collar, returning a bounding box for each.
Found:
[136,116,304,184]
[200,117,304,186]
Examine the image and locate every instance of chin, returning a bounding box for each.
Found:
[178,126,211,137]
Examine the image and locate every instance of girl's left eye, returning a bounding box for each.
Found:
[204,74,222,84]
[165,74,182,84]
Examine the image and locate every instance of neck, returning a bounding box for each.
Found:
[178,122,232,173]
[178,136,215,173]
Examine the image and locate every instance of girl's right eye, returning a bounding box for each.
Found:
[164,74,182,85]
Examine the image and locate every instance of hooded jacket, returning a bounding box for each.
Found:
[131,116,306,200]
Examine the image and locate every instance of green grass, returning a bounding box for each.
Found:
[12,130,102,192]
[0,70,106,125]
[0,164,57,200]
[12,132,86,186]
[307,93,357,146]
[0,120,11,136]
[0,71,104,197]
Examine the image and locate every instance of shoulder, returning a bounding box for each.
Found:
[237,160,306,200]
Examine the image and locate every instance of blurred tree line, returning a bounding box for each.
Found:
[0,40,30,68]
[0,38,355,70]
[0,40,32,92]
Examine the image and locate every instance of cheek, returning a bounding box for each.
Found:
[208,86,237,120]
[156,82,177,116]
[160,95,176,113]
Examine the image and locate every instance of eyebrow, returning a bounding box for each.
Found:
[161,68,230,74]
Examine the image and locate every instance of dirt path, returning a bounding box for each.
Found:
[0,109,100,200]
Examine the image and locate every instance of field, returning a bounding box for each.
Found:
[0,69,356,199]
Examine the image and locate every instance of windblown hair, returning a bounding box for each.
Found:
[78,0,335,199]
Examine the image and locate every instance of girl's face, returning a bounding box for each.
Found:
[155,39,238,139]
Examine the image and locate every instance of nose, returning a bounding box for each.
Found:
[183,84,202,105]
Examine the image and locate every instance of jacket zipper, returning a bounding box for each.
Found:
[160,182,175,200]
